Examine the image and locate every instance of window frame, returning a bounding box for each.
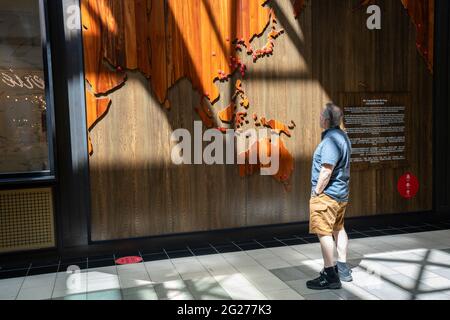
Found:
[0,0,56,185]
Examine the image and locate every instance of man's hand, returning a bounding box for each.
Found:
[314,164,335,195]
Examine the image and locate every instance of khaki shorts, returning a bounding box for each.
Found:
[309,193,348,236]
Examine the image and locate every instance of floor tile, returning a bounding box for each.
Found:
[368,282,413,300]
[30,259,60,268]
[269,247,309,261]
[0,277,24,299]
[247,275,290,292]
[262,288,305,300]
[181,271,212,280]
[88,259,115,269]
[114,252,141,259]
[87,289,122,300]
[142,253,169,262]
[144,260,175,272]
[222,255,260,268]
[28,265,59,276]
[279,238,307,246]
[425,266,450,279]
[59,262,88,272]
[257,258,291,270]
[206,266,238,277]
[174,262,207,274]
[53,293,87,300]
[221,285,267,300]
[294,264,323,278]
[303,291,343,300]
[117,262,147,274]
[393,265,441,280]
[419,276,450,290]
[166,250,193,259]
[286,279,331,296]
[21,274,56,290]
[213,244,241,254]
[2,227,450,301]
[301,236,320,244]
[119,275,153,289]
[0,263,31,272]
[338,282,380,300]
[87,267,118,281]
[185,278,232,300]
[17,286,53,300]
[191,247,218,256]
[122,285,158,300]
[235,241,265,251]
[88,254,114,261]
[258,240,286,248]
[214,273,254,290]
[0,269,28,280]
[236,265,273,279]
[270,267,309,282]
[139,249,166,256]
[87,277,120,292]
[60,257,88,265]
[154,280,191,300]
[414,291,450,300]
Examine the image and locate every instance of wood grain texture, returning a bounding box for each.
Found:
[360,0,435,71]
[80,0,297,155]
[81,0,272,102]
[87,0,433,241]
[85,90,111,155]
[292,0,306,18]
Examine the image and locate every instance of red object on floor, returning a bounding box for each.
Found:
[397,173,419,199]
[115,256,143,265]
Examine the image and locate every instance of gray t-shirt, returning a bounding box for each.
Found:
[311,127,352,202]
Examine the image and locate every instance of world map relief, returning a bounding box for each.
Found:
[81,0,308,187]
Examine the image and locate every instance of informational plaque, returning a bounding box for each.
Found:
[340,93,410,169]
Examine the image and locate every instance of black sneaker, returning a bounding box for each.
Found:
[306,269,342,290]
[335,262,353,282]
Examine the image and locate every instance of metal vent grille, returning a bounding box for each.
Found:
[0,188,55,253]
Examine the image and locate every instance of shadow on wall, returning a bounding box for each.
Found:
[82,0,433,241]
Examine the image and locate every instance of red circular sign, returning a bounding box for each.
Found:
[397,173,419,199]
[115,256,143,265]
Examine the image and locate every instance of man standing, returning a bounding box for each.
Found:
[306,103,352,290]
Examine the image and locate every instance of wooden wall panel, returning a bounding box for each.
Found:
[87,0,433,241]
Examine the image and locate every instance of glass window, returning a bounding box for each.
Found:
[0,0,53,177]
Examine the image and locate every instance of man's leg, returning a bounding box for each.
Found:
[333,228,353,282]
[307,196,341,289]
[318,234,336,267]
[306,233,341,290]
[333,228,348,263]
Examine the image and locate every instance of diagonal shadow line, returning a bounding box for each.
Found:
[156,279,230,300]
[200,0,233,62]
[410,249,431,300]
[291,245,450,300]
[362,256,450,270]
[270,0,306,60]
[357,248,450,299]
[186,279,232,300]
[245,69,310,80]
[356,263,450,299]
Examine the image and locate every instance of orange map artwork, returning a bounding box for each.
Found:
[81,0,303,187]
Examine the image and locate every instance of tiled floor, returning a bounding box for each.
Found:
[1,227,450,300]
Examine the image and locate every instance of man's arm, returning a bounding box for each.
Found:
[314,164,335,195]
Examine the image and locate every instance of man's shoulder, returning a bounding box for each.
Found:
[326,129,349,144]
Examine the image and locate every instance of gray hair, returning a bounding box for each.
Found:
[323,103,343,127]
